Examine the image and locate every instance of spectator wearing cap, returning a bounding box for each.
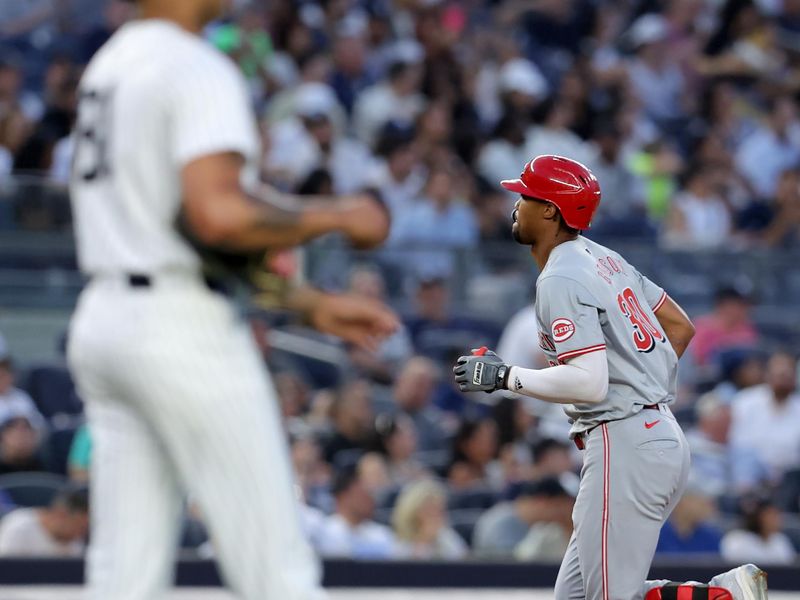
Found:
[735,95,800,200]
[391,479,467,560]
[264,81,373,193]
[730,352,800,491]
[353,51,426,147]
[721,497,797,565]
[625,14,688,131]
[0,485,88,557]
[690,287,759,367]
[655,486,722,556]
[497,58,548,114]
[473,477,575,559]
[316,467,398,559]
[685,392,734,501]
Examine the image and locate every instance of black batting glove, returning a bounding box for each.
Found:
[453,347,510,393]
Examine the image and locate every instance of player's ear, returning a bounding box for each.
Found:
[543,202,559,222]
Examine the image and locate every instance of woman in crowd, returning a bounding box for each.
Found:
[391,479,467,560]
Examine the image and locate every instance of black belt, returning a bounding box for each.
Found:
[126,273,231,296]
[573,404,661,450]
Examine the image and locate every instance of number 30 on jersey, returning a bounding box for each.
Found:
[617,287,664,353]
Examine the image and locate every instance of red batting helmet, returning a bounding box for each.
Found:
[501,155,601,230]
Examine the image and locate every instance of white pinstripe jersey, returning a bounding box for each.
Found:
[533,236,678,433]
[70,19,259,275]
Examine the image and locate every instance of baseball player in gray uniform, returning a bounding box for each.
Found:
[454,155,768,600]
[68,0,398,599]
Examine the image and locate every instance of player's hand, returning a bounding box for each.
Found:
[308,292,400,352]
[337,190,391,250]
[453,347,510,393]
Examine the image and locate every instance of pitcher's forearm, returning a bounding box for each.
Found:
[186,190,345,251]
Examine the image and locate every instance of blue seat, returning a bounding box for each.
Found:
[447,487,499,511]
[449,508,484,545]
[22,365,83,420]
[42,425,80,476]
[0,472,67,507]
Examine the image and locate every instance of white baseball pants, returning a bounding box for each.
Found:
[68,274,323,600]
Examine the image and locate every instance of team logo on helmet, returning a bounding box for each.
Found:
[551,318,576,342]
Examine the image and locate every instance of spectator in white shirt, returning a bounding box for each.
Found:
[735,95,800,199]
[625,14,687,127]
[316,467,398,559]
[366,129,426,223]
[477,113,530,197]
[525,98,597,170]
[685,392,734,501]
[0,485,88,557]
[264,82,373,193]
[663,164,733,250]
[391,479,467,560]
[721,497,797,565]
[730,352,800,492]
[0,344,45,431]
[353,58,426,147]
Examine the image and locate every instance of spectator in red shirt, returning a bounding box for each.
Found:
[691,287,758,366]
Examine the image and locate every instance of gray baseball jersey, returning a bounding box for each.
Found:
[534,237,691,600]
[533,236,678,435]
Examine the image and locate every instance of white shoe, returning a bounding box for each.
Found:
[709,564,768,600]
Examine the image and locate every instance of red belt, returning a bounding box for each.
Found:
[573,404,660,450]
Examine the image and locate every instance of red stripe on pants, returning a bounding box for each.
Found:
[601,423,610,600]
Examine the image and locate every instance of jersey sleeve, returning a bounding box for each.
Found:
[634,269,668,312]
[167,52,258,167]
[535,276,606,362]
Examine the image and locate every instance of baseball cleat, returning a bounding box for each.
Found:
[709,564,768,600]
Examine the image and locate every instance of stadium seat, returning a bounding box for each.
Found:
[449,508,484,545]
[22,365,83,420]
[42,424,80,476]
[332,448,365,471]
[376,485,402,510]
[0,472,67,507]
[447,487,499,511]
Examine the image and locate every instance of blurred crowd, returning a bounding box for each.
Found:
[0,0,800,567]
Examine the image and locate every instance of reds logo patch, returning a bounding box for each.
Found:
[551,318,576,343]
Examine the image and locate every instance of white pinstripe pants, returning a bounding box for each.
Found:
[67,276,323,600]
